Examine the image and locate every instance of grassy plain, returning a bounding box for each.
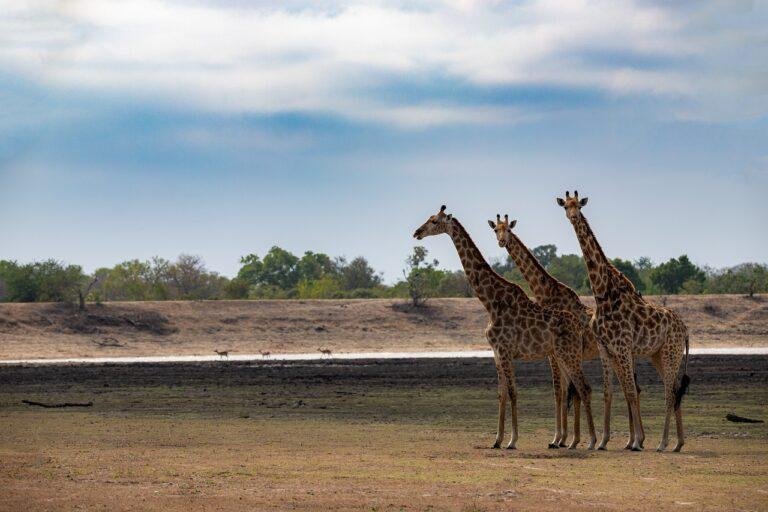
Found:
[1,357,766,511]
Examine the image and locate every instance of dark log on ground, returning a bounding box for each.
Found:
[22,399,93,408]
[725,413,764,423]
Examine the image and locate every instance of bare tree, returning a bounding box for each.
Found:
[78,276,100,312]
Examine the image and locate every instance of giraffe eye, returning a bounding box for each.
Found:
[431,219,438,224]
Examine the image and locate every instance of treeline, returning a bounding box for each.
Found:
[0,245,766,304]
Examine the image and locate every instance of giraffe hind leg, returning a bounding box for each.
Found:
[597,347,613,450]
[549,358,564,449]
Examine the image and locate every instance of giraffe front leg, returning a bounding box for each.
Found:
[492,369,507,449]
[501,361,518,449]
[491,352,508,449]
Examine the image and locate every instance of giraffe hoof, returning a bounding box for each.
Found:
[548,443,560,449]
[505,442,517,450]
[673,444,684,453]
[630,446,642,452]
[491,442,501,449]
[559,442,568,448]
[597,445,607,451]
[567,443,579,450]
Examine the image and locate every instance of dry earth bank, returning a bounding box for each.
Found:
[0,295,766,359]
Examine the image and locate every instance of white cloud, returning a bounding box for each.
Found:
[0,0,765,126]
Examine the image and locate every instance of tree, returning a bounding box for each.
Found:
[236,254,264,285]
[260,247,300,289]
[403,246,440,307]
[237,247,300,291]
[295,251,337,283]
[339,256,381,291]
[650,255,705,294]
[167,254,227,299]
[547,254,589,294]
[706,263,768,296]
[532,244,558,268]
[612,258,645,293]
[436,270,472,297]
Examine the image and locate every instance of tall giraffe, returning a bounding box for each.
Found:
[557,191,690,452]
[489,214,615,450]
[413,205,596,449]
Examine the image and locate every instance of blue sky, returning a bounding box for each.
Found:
[1,0,766,282]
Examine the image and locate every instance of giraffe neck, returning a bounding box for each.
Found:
[570,212,616,298]
[503,233,555,301]
[448,219,524,312]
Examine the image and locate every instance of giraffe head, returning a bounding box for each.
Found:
[556,190,588,222]
[413,205,454,240]
[487,214,517,247]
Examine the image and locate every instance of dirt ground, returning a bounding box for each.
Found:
[1,355,767,511]
[1,294,766,360]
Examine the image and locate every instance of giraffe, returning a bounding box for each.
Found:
[489,214,615,450]
[413,205,596,449]
[557,191,690,452]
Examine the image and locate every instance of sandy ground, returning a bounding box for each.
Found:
[1,355,766,511]
[0,294,766,360]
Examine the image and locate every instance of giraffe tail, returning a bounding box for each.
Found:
[566,381,576,411]
[674,334,691,410]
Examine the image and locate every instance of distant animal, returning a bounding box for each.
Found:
[260,350,271,359]
[214,349,229,360]
[318,347,332,358]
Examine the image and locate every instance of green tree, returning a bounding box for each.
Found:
[650,255,705,294]
[339,256,381,291]
[532,244,558,268]
[403,246,441,307]
[436,270,471,297]
[295,251,337,283]
[612,258,645,293]
[297,276,343,299]
[706,263,768,296]
[547,254,589,294]
[0,261,37,302]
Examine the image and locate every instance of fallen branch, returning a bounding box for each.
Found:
[22,399,93,408]
[726,413,763,423]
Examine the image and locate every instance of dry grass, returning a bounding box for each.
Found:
[0,294,766,360]
[1,358,766,511]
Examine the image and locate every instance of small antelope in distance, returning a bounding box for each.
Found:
[318,347,332,358]
[214,349,229,360]
[260,350,271,359]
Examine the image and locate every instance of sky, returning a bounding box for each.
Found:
[1,0,767,283]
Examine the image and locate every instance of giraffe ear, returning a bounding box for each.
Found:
[509,219,517,229]
[446,214,452,220]
[556,198,565,207]
[579,197,588,207]
[487,220,495,229]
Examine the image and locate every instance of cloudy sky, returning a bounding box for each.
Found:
[1,0,766,281]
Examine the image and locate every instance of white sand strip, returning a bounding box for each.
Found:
[0,347,765,366]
